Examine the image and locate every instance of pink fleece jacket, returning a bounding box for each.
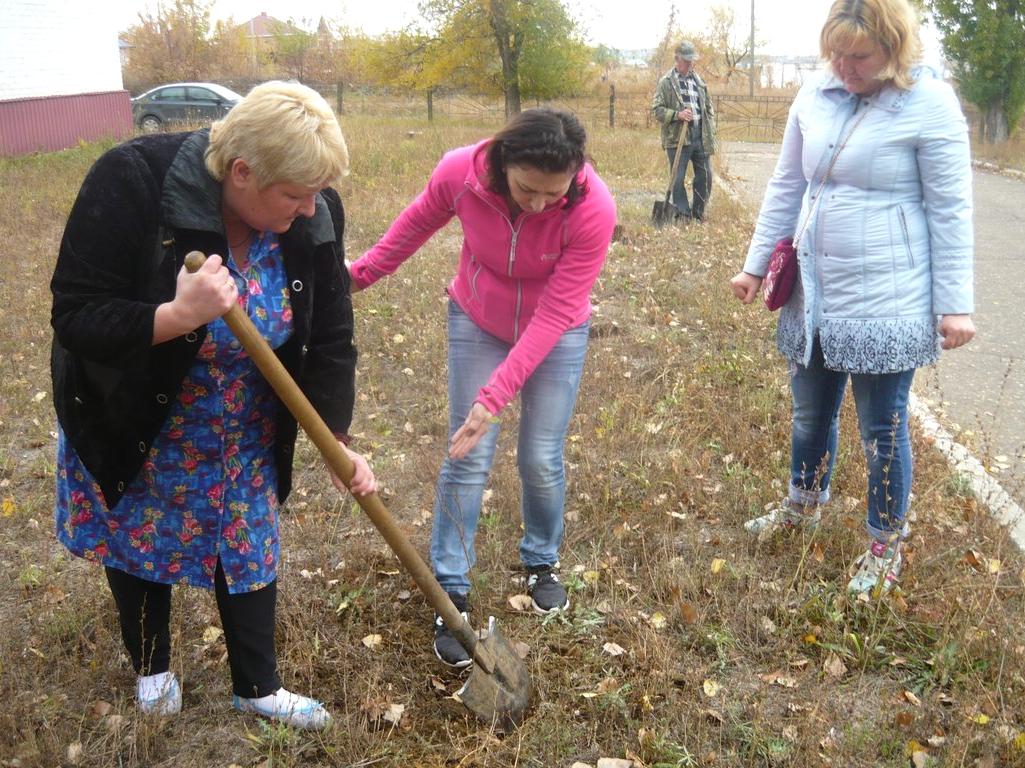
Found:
[349,140,617,415]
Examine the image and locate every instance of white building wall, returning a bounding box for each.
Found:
[0,0,123,101]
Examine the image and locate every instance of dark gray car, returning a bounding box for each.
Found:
[131,83,243,133]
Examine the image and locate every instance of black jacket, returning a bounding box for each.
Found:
[51,130,356,507]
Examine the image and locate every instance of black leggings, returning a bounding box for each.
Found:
[105,561,281,698]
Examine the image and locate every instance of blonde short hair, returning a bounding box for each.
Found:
[820,0,922,91]
[205,81,349,188]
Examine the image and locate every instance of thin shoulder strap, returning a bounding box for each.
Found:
[795,100,873,248]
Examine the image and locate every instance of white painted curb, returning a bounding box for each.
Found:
[909,392,1025,551]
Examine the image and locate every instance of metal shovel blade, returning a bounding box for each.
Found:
[651,198,677,228]
[456,617,531,731]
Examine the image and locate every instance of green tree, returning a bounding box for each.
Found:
[929,0,1025,142]
[269,19,320,81]
[418,0,590,115]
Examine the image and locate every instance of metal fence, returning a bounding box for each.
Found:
[254,82,795,143]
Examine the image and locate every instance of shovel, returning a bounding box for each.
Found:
[184,251,531,730]
[651,126,688,227]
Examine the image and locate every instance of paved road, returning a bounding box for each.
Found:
[722,141,1025,504]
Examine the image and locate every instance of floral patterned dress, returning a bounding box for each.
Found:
[55,233,293,594]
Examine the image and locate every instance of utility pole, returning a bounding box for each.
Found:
[749,0,756,96]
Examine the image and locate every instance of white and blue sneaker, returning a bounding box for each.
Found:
[232,688,332,730]
[137,671,182,716]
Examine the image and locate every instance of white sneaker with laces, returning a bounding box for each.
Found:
[233,688,332,730]
[137,671,182,716]
[847,539,903,595]
[744,499,821,538]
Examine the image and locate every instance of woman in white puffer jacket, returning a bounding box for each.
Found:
[730,0,975,594]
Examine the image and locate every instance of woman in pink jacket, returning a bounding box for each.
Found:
[349,108,616,667]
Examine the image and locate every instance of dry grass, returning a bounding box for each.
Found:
[971,128,1025,172]
[1,118,1024,768]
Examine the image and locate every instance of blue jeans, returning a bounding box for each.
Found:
[666,127,712,220]
[789,337,915,540]
[430,302,589,595]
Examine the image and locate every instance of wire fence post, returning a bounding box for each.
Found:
[609,84,616,129]
[335,81,344,115]
[427,88,434,123]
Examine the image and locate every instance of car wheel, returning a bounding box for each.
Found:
[140,115,162,134]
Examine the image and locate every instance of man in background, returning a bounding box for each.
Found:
[652,40,717,222]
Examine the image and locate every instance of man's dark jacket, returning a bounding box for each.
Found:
[51,130,356,508]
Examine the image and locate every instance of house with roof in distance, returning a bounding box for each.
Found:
[0,0,131,156]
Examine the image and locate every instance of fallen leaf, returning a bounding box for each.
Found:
[33,391,47,402]
[823,653,847,678]
[596,759,633,768]
[67,742,83,765]
[911,750,931,768]
[595,677,618,694]
[927,735,947,748]
[802,633,818,645]
[963,549,985,571]
[760,616,777,635]
[91,700,112,717]
[987,558,1001,575]
[1,498,15,517]
[512,640,530,659]
[428,676,447,694]
[1013,732,1025,751]
[383,703,405,725]
[895,711,914,727]
[710,558,726,574]
[971,713,990,726]
[105,715,126,732]
[903,690,922,706]
[362,634,383,649]
[396,590,412,601]
[811,542,825,562]
[507,594,533,611]
[603,642,626,657]
[583,570,600,585]
[570,763,595,768]
[702,708,724,724]
[649,611,667,630]
[680,602,698,624]
[702,679,721,697]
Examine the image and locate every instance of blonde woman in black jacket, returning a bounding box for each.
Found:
[50,81,375,729]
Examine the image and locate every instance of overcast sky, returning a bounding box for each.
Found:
[105,0,943,61]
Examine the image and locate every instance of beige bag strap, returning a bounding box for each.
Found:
[794,101,873,248]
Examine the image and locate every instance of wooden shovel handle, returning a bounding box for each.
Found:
[183,251,492,670]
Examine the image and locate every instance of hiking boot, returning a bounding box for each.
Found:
[526,565,569,614]
[433,592,472,669]
[233,688,332,730]
[847,539,903,595]
[137,671,182,716]
[744,499,821,538]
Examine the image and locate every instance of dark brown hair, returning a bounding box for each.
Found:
[486,108,588,207]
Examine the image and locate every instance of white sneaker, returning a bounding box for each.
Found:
[847,539,903,595]
[233,688,332,730]
[744,499,821,537]
[137,671,182,716]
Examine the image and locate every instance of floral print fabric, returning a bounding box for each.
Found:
[55,233,293,594]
